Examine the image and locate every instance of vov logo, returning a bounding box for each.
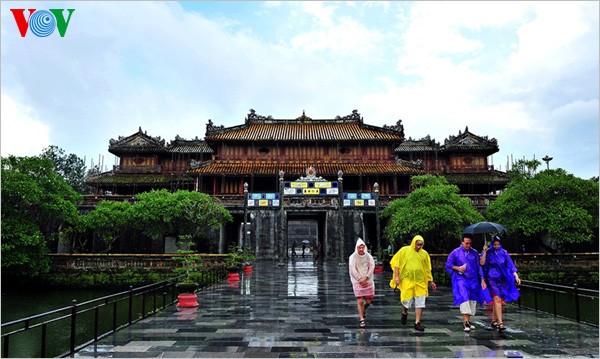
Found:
[10,9,75,37]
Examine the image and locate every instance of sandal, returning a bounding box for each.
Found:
[491,321,498,328]
[359,319,366,329]
[498,323,507,331]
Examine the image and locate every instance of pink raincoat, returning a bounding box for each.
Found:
[348,238,375,297]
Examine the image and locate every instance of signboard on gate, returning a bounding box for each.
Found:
[282,167,339,196]
[247,193,280,207]
[343,193,377,207]
[283,181,339,196]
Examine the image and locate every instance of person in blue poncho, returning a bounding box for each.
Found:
[445,233,491,332]
[479,236,521,331]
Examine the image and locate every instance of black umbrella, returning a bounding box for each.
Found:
[462,221,507,235]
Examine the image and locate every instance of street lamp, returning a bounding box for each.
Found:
[374,182,381,254]
[243,182,248,249]
[542,155,553,170]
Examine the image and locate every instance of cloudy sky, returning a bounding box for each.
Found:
[1,1,598,179]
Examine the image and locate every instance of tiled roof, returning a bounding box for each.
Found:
[443,127,499,154]
[168,141,213,153]
[109,127,167,155]
[191,161,424,176]
[205,123,404,142]
[444,171,510,184]
[395,136,441,152]
[86,173,194,185]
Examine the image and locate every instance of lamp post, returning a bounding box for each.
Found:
[278,170,286,266]
[542,155,553,170]
[338,170,345,265]
[242,182,248,249]
[374,182,381,254]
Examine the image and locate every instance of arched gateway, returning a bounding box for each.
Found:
[238,167,381,262]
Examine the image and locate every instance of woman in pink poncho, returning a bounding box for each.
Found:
[348,238,375,329]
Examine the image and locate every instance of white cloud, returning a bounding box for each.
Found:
[0,1,597,178]
[300,2,337,27]
[1,93,50,157]
[290,17,384,55]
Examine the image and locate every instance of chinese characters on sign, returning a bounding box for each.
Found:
[343,193,376,207]
[247,193,280,207]
[283,181,339,195]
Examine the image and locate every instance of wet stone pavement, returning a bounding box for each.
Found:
[77,258,599,358]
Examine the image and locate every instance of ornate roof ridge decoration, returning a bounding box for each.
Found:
[295,110,313,123]
[396,158,425,169]
[395,135,441,152]
[247,108,274,123]
[334,109,363,123]
[109,126,166,154]
[381,118,405,137]
[170,134,202,143]
[295,166,327,182]
[206,119,226,135]
[442,126,499,154]
[204,109,405,141]
[190,159,214,169]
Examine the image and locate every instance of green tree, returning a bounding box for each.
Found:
[80,200,134,252]
[131,189,232,243]
[1,156,81,276]
[487,168,599,252]
[381,175,484,252]
[40,145,90,194]
[507,158,542,179]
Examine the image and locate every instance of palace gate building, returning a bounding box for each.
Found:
[86,110,509,260]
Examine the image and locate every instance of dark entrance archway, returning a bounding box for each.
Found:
[286,212,327,260]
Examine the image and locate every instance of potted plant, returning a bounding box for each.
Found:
[241,247,256,273]
[225,246,246,281]
[373,247,386,274]
[172,247,203,307]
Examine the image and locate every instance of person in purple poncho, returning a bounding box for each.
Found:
[479,236,521,331]
[445,233,490,332]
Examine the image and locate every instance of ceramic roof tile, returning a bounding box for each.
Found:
[205,123,404,142]
[191,161,424,176]
[86,173,193,184]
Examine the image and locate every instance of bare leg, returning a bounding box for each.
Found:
[356,297,365,320]
[493,295,503,324]
[462,314,470,323]
[415,307,423,323]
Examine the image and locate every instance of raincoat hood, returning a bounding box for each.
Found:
[490,236,503,249]
[355,238,367,254]
[411,235,424,250]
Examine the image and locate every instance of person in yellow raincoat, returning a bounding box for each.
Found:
[389,235,437,331]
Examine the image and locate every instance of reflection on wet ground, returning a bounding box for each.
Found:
[77,258,599,358]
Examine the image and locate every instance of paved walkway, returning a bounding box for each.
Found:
[76,259,599,358]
